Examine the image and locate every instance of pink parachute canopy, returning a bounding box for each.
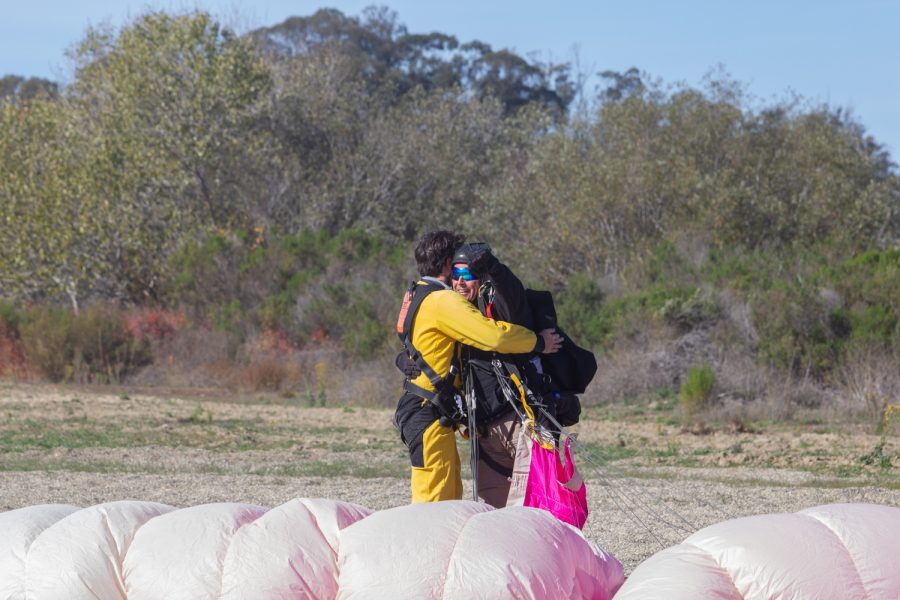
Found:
[615,503,900,600]
[0,499,622,600]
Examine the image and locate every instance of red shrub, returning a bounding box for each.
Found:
[0,321,28,378]
[124,309,187,343]
[246,329,298,354]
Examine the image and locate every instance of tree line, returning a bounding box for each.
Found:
[1,7,898,392]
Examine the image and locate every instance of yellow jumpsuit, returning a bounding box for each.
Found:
[395,280,537,502]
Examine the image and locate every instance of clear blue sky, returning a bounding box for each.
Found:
[3,1,898,160]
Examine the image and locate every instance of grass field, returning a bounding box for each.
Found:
[1,381,897,570]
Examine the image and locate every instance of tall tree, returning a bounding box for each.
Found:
[250,6,574,117]
[70,11,272,230]
[0,75,58,105]
[0,99,109,311]
[0,11,274,307]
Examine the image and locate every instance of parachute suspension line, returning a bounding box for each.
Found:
[539,416,697,536]
[491,360,555,449]
[562,444,684,548]
[595,474,673,549]
[536,405,693,529]
[569,421,739,524]
[488,359,726,546]
[509,372,555,450]
[465,366,479,502]
[564,438,694,540]
[536,407,705,543]
[492,360,530,424]
[583,451,737,524]
[492,360,587,526]
[510,372,537,423]
[491,360,669,542]
[531,428,684,548]
[544,411,673,546]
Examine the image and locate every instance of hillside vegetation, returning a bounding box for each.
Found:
[1,8,898,432]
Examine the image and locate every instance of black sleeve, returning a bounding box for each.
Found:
[486,262,535,331]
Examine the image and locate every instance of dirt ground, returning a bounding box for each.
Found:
[1,382,897,572]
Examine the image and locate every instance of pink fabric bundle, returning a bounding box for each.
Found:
[523,437,588,529]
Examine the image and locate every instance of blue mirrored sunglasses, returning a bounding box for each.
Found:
[452,266,477,281]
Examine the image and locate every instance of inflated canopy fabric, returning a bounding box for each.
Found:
[124,502,269,600]
[0,499,373,600]
[0,504,79,600]
[0,499,622,600]
[4,500,898,600]
[219,498,372,600]
[24,500,174,600]
[336,501,625,600]
[614,503,900,600]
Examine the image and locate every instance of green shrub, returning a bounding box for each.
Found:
[752,281,846,377]
[553,269,719,350]
[817,249,900,351]
[73,306,152,382]
[298,281,392,358]
[19,305,150,383]
[858,437,893,470]
[0,300,23,330]
[0,301,27,377]
[341,292,391,358]
[164,227,406,351]
[658,287,720,330]
[210,300,244,336]
[170,234,232,298]
[638,240,697,287]
[851,304,898,345]
[19,307,74,381]
[680,363,716,420]
[554,273,609,348]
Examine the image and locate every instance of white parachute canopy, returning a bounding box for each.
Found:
[0,498,622,600]
[0,504,80,600]
[615,503,900,600]
[25,500,173,600]
[336,501,623,600]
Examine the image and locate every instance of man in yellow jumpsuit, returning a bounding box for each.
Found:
[394,230,562,502]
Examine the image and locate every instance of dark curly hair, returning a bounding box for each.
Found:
[415,230,466,277]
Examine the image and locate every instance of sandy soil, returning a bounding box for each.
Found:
[1,383,897,572]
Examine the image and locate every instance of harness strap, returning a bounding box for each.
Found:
[501,360,555,450]
[403,379,436,400]
[399,280,447,390]
[505,362,540,423]
[398,280,462,405]
[477,280,496,321]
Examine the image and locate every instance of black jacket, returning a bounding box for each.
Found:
[463,261,539,427]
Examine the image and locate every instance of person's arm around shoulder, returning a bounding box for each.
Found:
[433,290,561,355]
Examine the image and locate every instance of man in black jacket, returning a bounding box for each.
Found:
[451,243,576,507]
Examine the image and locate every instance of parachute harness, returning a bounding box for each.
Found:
[491,360,556,450]
[397,280,466,427]
[508,371,555,450]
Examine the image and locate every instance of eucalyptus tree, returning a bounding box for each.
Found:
[0,75,58,104]
[0,11,275,307]
[250,6,574,119]
[70,10,271,301]
[0,98,104,311]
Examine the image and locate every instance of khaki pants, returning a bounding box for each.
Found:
[475,412,521,508]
